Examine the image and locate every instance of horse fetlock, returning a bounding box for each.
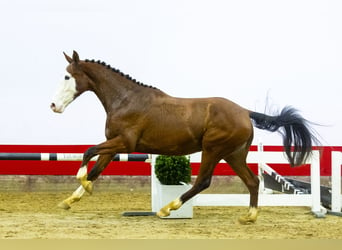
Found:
[77,174,93,194]
[157,198,182,218]
[76,167,93,194]
[238,207,259,225]
[80,179,93,194]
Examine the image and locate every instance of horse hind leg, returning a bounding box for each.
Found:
[157,152,219,218]
[224,150,260,224]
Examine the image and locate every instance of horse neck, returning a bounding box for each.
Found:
[86,67,161,113]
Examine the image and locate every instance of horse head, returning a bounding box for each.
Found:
[51,51,92,113]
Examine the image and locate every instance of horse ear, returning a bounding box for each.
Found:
[63,52,73,63]
[72,50,80,64]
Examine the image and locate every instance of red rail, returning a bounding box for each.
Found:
[0,145,340,176]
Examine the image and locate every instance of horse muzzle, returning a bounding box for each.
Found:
[50,102,64,113]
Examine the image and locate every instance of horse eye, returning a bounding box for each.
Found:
[65,75,70,80]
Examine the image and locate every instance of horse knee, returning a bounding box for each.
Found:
[87,154,113,181]
[82,146,97,164]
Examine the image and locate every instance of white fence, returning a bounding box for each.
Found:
[151,145,327,217]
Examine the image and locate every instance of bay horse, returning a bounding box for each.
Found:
[51,51,318,224]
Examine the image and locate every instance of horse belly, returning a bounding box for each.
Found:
[135,130,202,156]
[135,144,201,156]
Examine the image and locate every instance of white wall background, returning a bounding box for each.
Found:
[0,0,341,146]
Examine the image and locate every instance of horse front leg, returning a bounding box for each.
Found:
[76,146,98,194]
[58,185,85,210]
[77,152,115,194]
[76,137,129,194]
[58,154,114,209]
[58,146,98,209]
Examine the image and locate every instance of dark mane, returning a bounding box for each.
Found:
[84,59,158,90]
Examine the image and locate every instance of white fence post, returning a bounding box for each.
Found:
[150,154,158,212]
[331,152,342,213]
[310,150,324,216]
[257,141,266,194]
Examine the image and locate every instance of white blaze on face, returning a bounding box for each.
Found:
[51,72,77,113]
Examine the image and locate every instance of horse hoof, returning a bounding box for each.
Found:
[157,208,170,218]
[238,216,256,225]
[156,198,182,218]
[238,207,258,225]
[58,201,71,210]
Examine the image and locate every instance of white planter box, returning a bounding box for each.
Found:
[155,181,193,219]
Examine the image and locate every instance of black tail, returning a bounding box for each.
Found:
[249,106,318,167]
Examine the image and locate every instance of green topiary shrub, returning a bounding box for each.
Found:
[154,155,191,185]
